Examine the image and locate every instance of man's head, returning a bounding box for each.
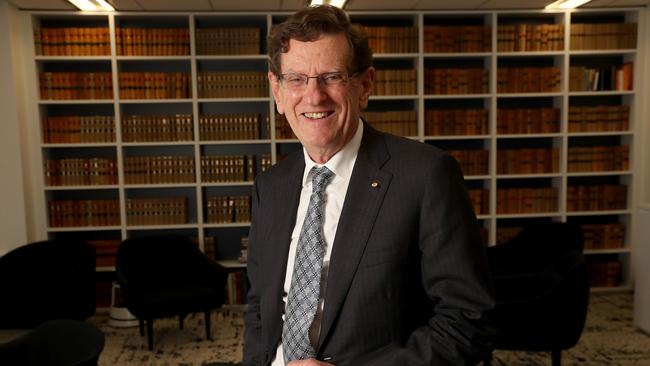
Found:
[268,5,375,163]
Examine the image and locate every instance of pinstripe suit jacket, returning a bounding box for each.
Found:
[243,123,495,366]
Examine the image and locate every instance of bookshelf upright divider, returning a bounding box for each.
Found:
[28,9,643,304]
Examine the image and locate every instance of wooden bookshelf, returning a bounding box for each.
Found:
[26,8,643,294]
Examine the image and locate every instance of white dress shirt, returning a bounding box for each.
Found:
[271,120,363,365]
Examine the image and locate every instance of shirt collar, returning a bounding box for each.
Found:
[302,119,363,186]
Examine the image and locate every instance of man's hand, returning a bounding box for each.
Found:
[287,358,335,366]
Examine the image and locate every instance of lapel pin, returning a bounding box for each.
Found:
[371,181,380,188]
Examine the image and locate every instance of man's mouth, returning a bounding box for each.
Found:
[302,111,333,120]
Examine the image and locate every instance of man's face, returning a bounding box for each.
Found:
[270,33,374,163]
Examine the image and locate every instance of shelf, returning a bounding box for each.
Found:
[29,9,642,292]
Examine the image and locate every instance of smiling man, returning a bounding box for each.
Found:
[243,5,495,366]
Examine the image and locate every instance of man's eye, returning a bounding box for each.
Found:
[323,74,344,82]
[285,75,305,83]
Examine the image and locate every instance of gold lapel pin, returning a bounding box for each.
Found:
[371,181,380,188]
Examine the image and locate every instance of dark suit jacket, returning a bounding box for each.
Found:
[243,124,495,366]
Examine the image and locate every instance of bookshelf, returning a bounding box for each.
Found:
[25,8,644,301]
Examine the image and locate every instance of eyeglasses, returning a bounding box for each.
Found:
[278,71,357,90]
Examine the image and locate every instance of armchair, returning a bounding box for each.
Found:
[0,239,96,328]
[115,234,227,350]
[484,222,589,366]
[0,319,104,366]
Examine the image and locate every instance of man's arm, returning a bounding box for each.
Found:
[356,153,495,366]
[243,181,263,366]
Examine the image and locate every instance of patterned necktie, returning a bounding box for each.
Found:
[282,166,334,363]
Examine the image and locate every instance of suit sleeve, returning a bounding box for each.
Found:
[243,180,263,366]
[358,153,496,366]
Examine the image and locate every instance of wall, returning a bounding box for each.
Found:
[0,1,28,254]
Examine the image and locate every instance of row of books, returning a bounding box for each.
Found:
[199,114,269,141]
[468,188,489,215]
[372,69,417,96]
[566,184,627,212]
[569,63,634,92]
[497,24,564,52]
[274,114,297,140]
[126,197,188,225]
[568,105,629,133]
[88,239,120,267]
[39,72,113,100]
[497,67,562,93]
[570,23,637,50]
[567,146,629,172]
[44,158,118,186]
[425,108,489,136]
[497,148,559,175]
[205,196,251,224]
[423,26,491,53]
[363,111,417,137]
[197,72,268,98]
[225,271,248,305]
[48,199,121,227]
[200,155,258,183]
[195,27,261,55]
[115,27,190,56]
[424,68,489,95]
[356,25,418,54]
[495,222,626,249]
[119,72,191,99]
[33,21,638,58]
[42,115,115,143]
[122,114,194,142]
[497,107,560,134]
[496,187,559,214]
[582,223,625,250]
[588,260,621,287]
[448,149,489,176]
[38,66,631,101]
[34,27,110,56]
[124,156,195,184]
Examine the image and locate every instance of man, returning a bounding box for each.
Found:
[243,5,494,366]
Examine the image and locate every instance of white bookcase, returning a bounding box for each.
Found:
[23,8,645,293]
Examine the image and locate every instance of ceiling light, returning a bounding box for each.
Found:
[545,0,592,9]
[310,0,348,8]
[67,0,115,11]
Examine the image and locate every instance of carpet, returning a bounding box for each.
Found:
[2,292,650,365]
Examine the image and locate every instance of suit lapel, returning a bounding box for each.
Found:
[318,126,392,348]
[261,154,304,349]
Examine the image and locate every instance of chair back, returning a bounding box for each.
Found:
[0,239,96,328]
[116,235,203,286]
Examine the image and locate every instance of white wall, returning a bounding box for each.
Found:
[0,1,29,254]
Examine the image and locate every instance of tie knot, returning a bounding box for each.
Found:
[310,166,334,194]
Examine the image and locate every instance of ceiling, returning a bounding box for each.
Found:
[6,0,650,12]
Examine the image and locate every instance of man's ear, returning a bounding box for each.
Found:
[268,72,284,114]
[358,67,375,109]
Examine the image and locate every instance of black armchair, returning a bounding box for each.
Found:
[0,319,105,366]
[0,239,96,329]
[484,222,590,366]
[115,234,227,350]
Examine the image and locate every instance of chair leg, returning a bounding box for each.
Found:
[179,314,185,330]
[552,349,562,366]
[146,319,154,350]
[138,319,144,336]
[204,310,212,341]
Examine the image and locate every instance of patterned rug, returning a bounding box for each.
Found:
[2,292,650,365]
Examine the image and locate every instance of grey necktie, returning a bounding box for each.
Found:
[282,166,334,363]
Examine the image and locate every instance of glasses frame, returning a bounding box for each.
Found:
[277,71,360,90]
